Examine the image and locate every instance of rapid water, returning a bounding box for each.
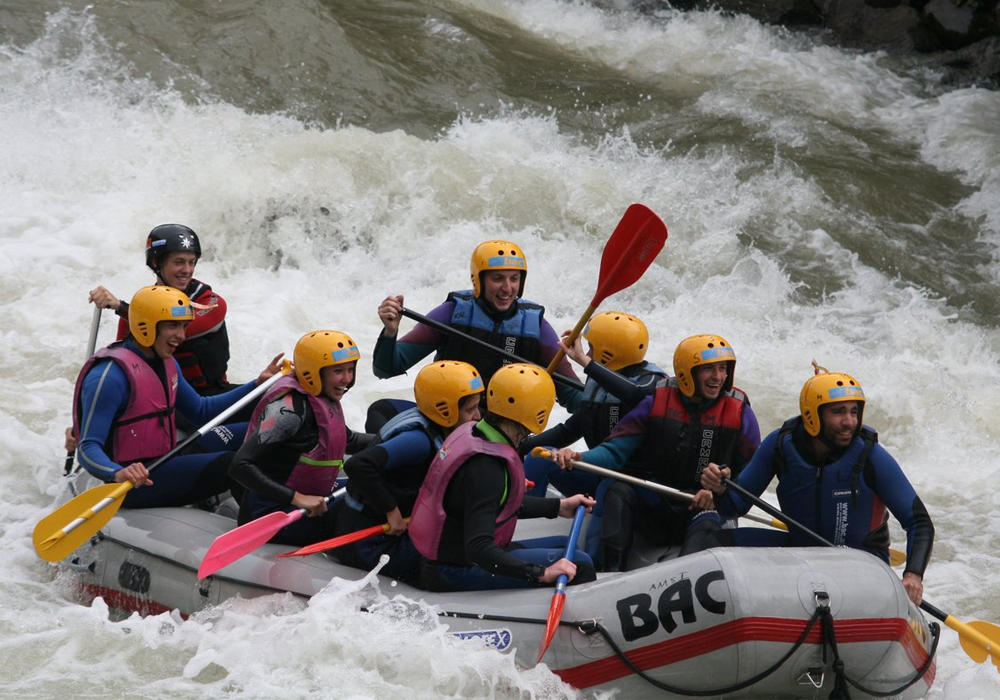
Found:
[2,1,999,697]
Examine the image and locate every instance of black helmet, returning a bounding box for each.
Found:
[145,224,201,272]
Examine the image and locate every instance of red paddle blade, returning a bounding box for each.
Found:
[198,509,304,579]
[592,203,668,307]
[537,589,567,664]
[278,521,393,558]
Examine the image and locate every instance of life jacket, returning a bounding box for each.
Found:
[72,344,178,466]
[577,361,666,448]
[115,279,230,391]
[409,421,525,560]
[246,375,345,496]
[638,378,748,491]
[436,291,544,383]
[770,417,890,560]
[344,406,445,515]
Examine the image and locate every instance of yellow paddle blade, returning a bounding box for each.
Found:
[33,481,132,562]
[951,618,1000,669]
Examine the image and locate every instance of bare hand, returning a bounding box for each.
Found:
[292,492,328,517]
[539,557,577,584]
[115,462,152,488]
[700,463,731,494]
[89,285,121,311]
[690,488,716,511]
[558,493,595,518]
[256,353,285,385]
[385,507,407,535]
[552,447,581,471]
[378,294,404,337]
[64,427,77,453]
[901,572,923,605]
[558,330,591,369]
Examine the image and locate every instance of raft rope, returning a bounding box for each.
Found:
[427,589,939,698]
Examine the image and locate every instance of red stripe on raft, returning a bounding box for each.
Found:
[556,616,935,690]
[79,583,178,618]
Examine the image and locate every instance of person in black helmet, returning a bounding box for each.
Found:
[89,224,233,395]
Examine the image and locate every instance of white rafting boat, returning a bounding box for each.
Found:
[50,473,937,699]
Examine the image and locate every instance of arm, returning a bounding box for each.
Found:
[76,361,129,480]
[228,393,313,504]
[708,430,782,518]
[344,430,434,515]
[184,285,227,341]
[174,369,256,426]
[519,411,584,455]
[730,402,763,473]
[867,445,935,581]
[538,321,582,412]
[372,301,455,378]
[346,428,375,454]
[583,362,660,406]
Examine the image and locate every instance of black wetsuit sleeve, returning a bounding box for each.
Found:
[343,445,397,515]
[584,362,658,405]
[229,393,318,503]
[520,412,584,455]
[519,495,560,519]
[346,429,375,454]
[449,455,545,584]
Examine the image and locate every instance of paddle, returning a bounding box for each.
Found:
[277,516,411,559]
[537,504,587,664]
[528,448,906,564]
[34,361,291,563]
[398,307,584,391]
[721,476,1000,673]
[545,203,668,374]
[198,487,346,578]
[63,306,104,475]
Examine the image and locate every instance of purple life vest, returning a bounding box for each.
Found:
[246,375,345,496]
[409,421,525,560]
[72,345,178,464]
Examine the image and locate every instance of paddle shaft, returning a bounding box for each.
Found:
[399,307,584,391]
[64,306,104,475]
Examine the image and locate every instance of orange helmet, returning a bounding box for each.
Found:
[583,312,649,371]
[673,335,735,398]
[799,368,865,437]
[293,330,360,396]
[470,240,527,298]
[486,363,555,433]
[414,361,485,428]
[128,285,194,347]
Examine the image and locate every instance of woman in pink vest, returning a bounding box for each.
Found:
[72,286,283,508]
[408,363,596,591]
[229,331,372,545]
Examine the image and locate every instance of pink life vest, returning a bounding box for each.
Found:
[409,421,525,561]
[246,375,346,496]
[72,345,178,465]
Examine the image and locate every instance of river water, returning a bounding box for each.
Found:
[2,1,999,698]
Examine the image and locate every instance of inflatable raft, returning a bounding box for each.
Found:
[51,474,937,700]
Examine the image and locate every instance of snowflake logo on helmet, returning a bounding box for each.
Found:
[179,234,194,249]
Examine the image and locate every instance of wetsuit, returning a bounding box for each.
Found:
[714,417,934,579]
[409,419,596,592]
[578,380,761,569]
[521,360,667,497]
[116,278,231,394]
[333,408,444,581]
[74,339,252,508]
[229,388,372,545]
[371,292,582,413]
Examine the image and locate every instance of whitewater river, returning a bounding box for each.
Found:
[1,1,999,698]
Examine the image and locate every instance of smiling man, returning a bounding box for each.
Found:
[700,368,935,605]
[371,239,582,423]
[551,335,761,571]
[88,224,232,395]
[72,286,282,509]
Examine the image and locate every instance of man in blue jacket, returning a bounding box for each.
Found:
[700,368,934,605]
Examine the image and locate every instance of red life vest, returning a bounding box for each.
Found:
[409,421,525,560]
[72,345,178,465]
[639,378,747,490]
[246,375,345,496]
